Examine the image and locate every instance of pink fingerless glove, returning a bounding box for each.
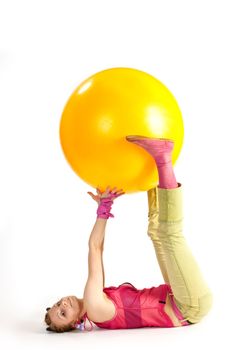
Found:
[97,193,118,219]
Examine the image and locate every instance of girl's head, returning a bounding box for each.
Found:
[44,296,83,333]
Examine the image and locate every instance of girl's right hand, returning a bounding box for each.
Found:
[87,186,125,205]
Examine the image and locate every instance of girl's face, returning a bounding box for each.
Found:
[48,296,80,328]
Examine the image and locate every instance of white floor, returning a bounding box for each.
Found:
[1,303,227,350]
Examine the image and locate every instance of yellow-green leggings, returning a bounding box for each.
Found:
[147,183,213,324]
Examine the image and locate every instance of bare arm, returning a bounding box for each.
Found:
[84,218,107,305]
[88,217,107,290]
[84,187,125,311]
[88,217,107,249]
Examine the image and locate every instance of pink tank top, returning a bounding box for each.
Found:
[82,282,190,330]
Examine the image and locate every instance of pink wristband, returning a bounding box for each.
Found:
[96,190,120,219]
[97,198,114,219]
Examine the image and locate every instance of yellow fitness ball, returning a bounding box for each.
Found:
[59,67,184,193]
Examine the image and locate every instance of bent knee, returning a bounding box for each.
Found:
[186,291,213,324]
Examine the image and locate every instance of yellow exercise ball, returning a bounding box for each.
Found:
[59,67,184,193]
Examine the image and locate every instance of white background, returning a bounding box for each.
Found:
[1,0,233,349]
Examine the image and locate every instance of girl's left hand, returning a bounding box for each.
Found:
[87,186,125,204]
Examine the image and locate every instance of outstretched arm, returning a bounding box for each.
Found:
[84,187,125,309]
[88,218,107,249]
[87,218,107,290]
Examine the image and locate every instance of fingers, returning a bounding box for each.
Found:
[95,186,125,197]
[87,192,95,199]
[106,186,125,196]
[96,187,102,194]
[110,186,125,195]
[116,191,125,196]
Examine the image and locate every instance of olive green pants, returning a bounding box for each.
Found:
[147,183,213,324]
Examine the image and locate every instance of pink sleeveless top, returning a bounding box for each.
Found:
[82,282,190,330]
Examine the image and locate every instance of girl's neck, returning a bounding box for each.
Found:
[78,298,87,320]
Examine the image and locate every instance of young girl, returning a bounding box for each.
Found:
[44,136,213,332]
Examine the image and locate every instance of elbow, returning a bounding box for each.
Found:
[88,240,103,251]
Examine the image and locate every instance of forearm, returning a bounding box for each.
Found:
[88,218,107,249]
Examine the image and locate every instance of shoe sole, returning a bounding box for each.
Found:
[126,135,174,143]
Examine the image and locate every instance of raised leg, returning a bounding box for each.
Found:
[147,187,170,284]
[126,134,178,284]
[126,135,213,324]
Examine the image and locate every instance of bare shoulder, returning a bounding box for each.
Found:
[86,292,116,323]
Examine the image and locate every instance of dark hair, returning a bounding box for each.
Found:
[44,307,75,333]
